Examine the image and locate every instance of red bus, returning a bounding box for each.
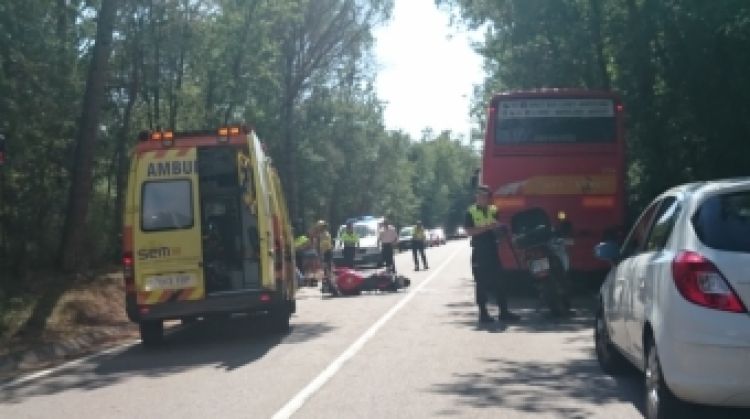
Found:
[481,89,626,274]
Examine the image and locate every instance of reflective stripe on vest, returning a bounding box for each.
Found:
[468,204,498,227]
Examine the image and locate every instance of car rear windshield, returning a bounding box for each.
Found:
[141,180,194,232]
[692,191,750,252]
[400,227,413,237]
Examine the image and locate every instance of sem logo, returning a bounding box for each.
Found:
[137,247,181,260]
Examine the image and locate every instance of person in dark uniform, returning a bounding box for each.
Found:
[464,185,520,323]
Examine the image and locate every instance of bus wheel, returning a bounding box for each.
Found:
[139,320,164,346]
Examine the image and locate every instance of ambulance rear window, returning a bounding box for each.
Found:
[141,180,194,231]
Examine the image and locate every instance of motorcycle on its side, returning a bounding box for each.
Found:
[508,207,572,317]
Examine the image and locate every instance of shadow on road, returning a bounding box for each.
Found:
[439,280,750,418]
[430,356,643,418]
[443,277,598,334]
[0,316,334,404]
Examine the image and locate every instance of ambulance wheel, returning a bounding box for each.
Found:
[267,303,291,333]
[139,320,164,346]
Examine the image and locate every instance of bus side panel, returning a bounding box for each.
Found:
[133,148,205,305]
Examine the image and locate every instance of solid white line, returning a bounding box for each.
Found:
[271,245,465,419]
[2,339,138,388]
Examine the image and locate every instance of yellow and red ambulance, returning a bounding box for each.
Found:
[122,126,296,345]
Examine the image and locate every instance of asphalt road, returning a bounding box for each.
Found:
[1,240,747,418]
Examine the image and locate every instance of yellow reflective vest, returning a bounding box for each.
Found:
[340,231,359,247]
[468,204,498,227]
[413,225,426,241]
[319,231,333,252]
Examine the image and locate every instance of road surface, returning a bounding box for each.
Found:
[1,240,747,418]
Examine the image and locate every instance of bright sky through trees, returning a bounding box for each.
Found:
[374,0,484,140]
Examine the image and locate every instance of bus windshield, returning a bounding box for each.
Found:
[495,98,616,144]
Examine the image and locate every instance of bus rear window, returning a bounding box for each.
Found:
[141,180,194,231]
[692,192,750,253]
[495,98,616,144]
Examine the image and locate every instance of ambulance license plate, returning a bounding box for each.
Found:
[529,258,550,274]
[145,273,197,291]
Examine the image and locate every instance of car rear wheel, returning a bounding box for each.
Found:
[645,340,684,419]
[139,320,164,346]
[594,306,628,375]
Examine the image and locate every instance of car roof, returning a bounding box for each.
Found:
[659,177,750,201]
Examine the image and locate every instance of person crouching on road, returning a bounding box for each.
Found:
[465,185,520,324]
[379,220,399,273]
[412,221,429,271]
[340,221,359,268]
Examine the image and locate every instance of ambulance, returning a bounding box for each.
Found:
[122,126,296,345]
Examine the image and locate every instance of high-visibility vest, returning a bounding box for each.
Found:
[468,204,498,227]
[319,231,333,252]
[340,231,359,247]
[294,235,309,248]
[413,226,426,241]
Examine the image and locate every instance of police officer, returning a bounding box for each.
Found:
[464,185,520,323]
[340,221,359,268]
[412,221,429,271]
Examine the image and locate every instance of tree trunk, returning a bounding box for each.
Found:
[58,0,118,271]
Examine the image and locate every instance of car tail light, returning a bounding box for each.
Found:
[123,252,135,294]
[671,251,746,313]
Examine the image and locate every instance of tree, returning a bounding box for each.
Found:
[59,0,118,271]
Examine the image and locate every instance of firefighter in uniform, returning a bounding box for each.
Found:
[412,221,429,271]
[340,221,359,268]
[464,185,520,323]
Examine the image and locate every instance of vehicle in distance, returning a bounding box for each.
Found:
[333,216,384,267]
[429,228,446,246]
[398,226,414,251]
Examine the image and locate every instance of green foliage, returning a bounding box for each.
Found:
[0,0,479,295]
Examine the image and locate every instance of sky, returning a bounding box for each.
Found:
[373,0,484,140]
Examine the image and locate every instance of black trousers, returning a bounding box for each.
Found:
[382,243,395,272]
[412,240,428,268]
[472,250,508,313]
[343,246,356,268]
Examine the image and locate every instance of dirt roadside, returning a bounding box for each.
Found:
[0,272,140,381]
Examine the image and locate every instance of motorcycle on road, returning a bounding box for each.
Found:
[508,207,572,317]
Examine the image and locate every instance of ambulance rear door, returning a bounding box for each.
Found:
[133,148,205,306]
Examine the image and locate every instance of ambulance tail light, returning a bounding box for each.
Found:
[123,252,135,294]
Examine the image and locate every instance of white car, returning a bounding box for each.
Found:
[594,178,750,419]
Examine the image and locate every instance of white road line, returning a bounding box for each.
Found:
[271,245,465,419]
[2,340,138,388]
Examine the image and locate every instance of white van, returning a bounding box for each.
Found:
[333,216,384,267]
